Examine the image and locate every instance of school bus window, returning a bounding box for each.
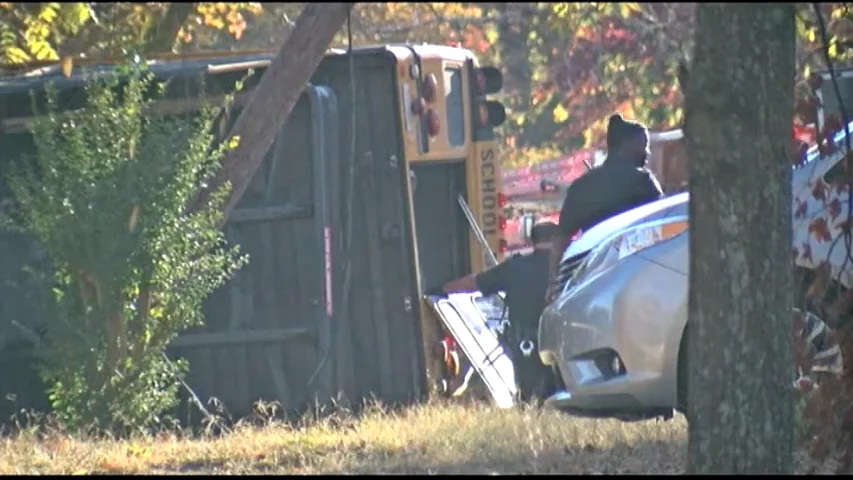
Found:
[444,67,465,147]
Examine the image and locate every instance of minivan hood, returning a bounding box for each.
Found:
[563,192,689,260]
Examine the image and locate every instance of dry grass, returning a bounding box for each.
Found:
[0,398,836,475]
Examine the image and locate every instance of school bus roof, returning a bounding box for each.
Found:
[0,43,478,95]
[0,52,277,96]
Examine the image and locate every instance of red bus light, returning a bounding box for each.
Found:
[478,103,489,127]
[475,70,487,94]
[411,97,426,116]
[423,74,438,103]
[498,216,507,231]
[473,67,502,95]
[499,239,508,253]
[425,109,441,137]
[497,192,508,208]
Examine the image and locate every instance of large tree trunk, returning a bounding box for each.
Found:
[192,2,354,221]
[684,3,795,474]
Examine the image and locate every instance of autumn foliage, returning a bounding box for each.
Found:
[8,0,853,462]
[789,5,853,470]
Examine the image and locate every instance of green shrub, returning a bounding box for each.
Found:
[4,62,248,432]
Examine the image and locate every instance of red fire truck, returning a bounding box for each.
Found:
[500,149,597,256]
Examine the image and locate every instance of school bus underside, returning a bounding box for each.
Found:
[0,43,515,416]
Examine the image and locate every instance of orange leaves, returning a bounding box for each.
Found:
[353,3,485,47]
[197,5,226,30]
[810,217,833,243]
[59,55,73,79]
[813,179,828,202]
[603,24,636,43]
[829,198,843,220]
[460,24,490,54]
[226,10,247,40]
[531,87,550,107]
[805,174,850,243]
[573,25,593,41]
[546,3,690,147]
[192,3,258,41]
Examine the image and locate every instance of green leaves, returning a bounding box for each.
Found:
[618,2,642,19]
[6,62,247,432]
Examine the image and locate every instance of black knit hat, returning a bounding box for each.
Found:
[606,113,649,151]
[530,221,558,245]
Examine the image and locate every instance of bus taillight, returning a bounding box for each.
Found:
[423,74,438,103]
[475,70,487,93]
[478,103,489,128]
[497,192,508,209]
[425,108,441,137]
[411,97,426,116]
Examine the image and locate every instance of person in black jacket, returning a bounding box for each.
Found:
[547,114,664,300]
[438,222,560,403]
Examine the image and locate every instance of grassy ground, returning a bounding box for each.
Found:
[0,398,835,474]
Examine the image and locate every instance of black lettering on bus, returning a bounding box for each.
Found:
[483,212,497,228]
[481,163,495,177]
[482,177,496,193]
[483,195,497,210]
[479,146,499,242]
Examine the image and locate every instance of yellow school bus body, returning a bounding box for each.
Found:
[381,44,504,389]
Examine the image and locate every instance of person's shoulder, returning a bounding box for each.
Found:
[570,166,607,187]
[514,250,550,265]
[505,253,528,267]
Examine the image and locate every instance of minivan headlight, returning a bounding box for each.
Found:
[568,216,689,289]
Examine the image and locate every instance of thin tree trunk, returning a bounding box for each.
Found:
[191,3,354,222]
[495,3,532,111]
[684,3,795,474]
[144,3,197,54]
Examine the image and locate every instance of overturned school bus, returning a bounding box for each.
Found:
[0,44,511,419]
